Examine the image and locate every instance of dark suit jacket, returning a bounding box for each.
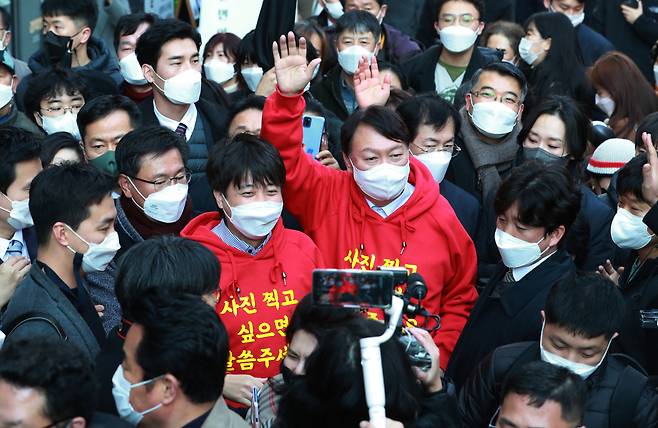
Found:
[400,45,503,95]
[440,179,480,241]
[310,66,350,121]
[446,250,576,389]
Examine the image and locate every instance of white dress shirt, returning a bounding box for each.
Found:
[0,229,29,262]
[153,101,197,140]
[511,250,557,282]
[366,183,415,218]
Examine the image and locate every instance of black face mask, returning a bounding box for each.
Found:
[280,363,303,386]
[522,147,569,167]
[42,31,74,69]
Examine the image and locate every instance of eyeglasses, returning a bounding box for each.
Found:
[472,89,519,106]
[40,104,85,116]
[412,142,462,158]
[130,170,192,193]
[439,13,478,26]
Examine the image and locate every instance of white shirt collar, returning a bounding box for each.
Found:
[0,229,27,262]
[366,183,415,218]
[152,101,197,140]
[512,250,557,281]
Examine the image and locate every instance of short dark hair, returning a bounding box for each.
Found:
[202,32,242,62]
[115,126,189,178]
[335,10,381,41]
[470,62,528,102]
[635,112,658,150]
[135,19,201,70]
[435,0,485,21]
[29,163,114,245]
[0,127,41,194]
[0,337,97,423]
[39,132,84,166]
[501,361,586,425]
[225,94,265,131]
[114,12,157,51]
[617,153,647,204]
[41,0,98,31]
[207,133,285,195]
[0,6,11,31]
[396,94,460,142]
[341,106,410,155]
[116,236,220,320]
[24,69,89,124]
[494,161,581,239]
[77,95,141,142]
[544,272,625,340]
[128,290,229,404]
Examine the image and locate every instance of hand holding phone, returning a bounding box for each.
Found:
[251,386,260,428]
[302,115,325,158]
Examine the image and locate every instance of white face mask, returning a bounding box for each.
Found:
[325,1,344,19]
[204,60,235,84]
[112,364,163,425]
[539,321,612,379]
[548,4,585,27]
[494,228,548,269]
[438,25,478,53]
[0,77,13,109]
[595,93,616,118]
[41,112,81,140]
[0,194,33,230]
[351,159,410,201]
[153,68,201,105]
[129,180,189,224]
[337,46,373,75]
[469,100,518,139]
[415,150,451,183]
[241,66,264,92]
[518,37,540,66]
[119,52,148,85]
[66,226,121,273]
[222,196,283,240]
[610,207,654,249]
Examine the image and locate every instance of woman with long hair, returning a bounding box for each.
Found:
[589,51,658,140]
[518,12,592,114]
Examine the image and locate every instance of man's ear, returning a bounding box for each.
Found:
[540,310,546,323]
[476,21,485,36]
[548,225,565,248]
[542,37,552,52]
[434,21,440,33]
[142,64,156,84]
[543,0,551,10]
[118,174,133,199]
[52,222,73,248]
[34,112,43,127]
[379,4,388,18]
[516,104,525,123]
[11,74,17,93]
[161,374,179,406]
[213,190,224,211]
[79,27,92,46]
[465,93,474,113]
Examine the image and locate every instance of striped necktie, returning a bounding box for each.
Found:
[5,239,23,258]
[175,123,188,139]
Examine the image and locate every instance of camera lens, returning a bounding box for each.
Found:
[303,117,312,127]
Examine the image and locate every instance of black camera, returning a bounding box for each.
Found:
[302,116,313,127]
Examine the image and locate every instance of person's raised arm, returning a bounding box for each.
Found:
[261,33,341,229]
[641,132,658,232]
[354,56,391,109]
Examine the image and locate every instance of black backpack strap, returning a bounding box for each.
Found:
[3,311,67,340]
[610,365,648,428]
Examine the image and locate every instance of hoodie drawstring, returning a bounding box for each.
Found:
[269,241,288,287]
[399,206,415,255]
[224,251,241,300]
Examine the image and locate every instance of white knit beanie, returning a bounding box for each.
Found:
[587,138,636,175]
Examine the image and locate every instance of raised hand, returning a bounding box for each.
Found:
[641,132,658,206]
[0,256,30,307]
[354,56,391,109]
[597,259,625,286]
[272,32,322,96]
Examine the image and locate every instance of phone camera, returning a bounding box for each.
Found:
[303,117,312,127]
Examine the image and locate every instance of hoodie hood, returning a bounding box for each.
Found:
[348,155,441,255]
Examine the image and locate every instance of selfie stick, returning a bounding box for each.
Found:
[360,295,404,428]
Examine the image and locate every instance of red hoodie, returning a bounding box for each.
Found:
[261,89,478,368]
[181,213,322,380]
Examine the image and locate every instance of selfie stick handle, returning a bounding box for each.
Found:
[360,296,404,428]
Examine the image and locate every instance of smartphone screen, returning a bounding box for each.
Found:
[302,115,325,158]
[312,269,394,309]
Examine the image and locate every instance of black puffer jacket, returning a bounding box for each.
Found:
[458,341,658,428]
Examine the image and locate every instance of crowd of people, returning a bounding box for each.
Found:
[0,0,658,426]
